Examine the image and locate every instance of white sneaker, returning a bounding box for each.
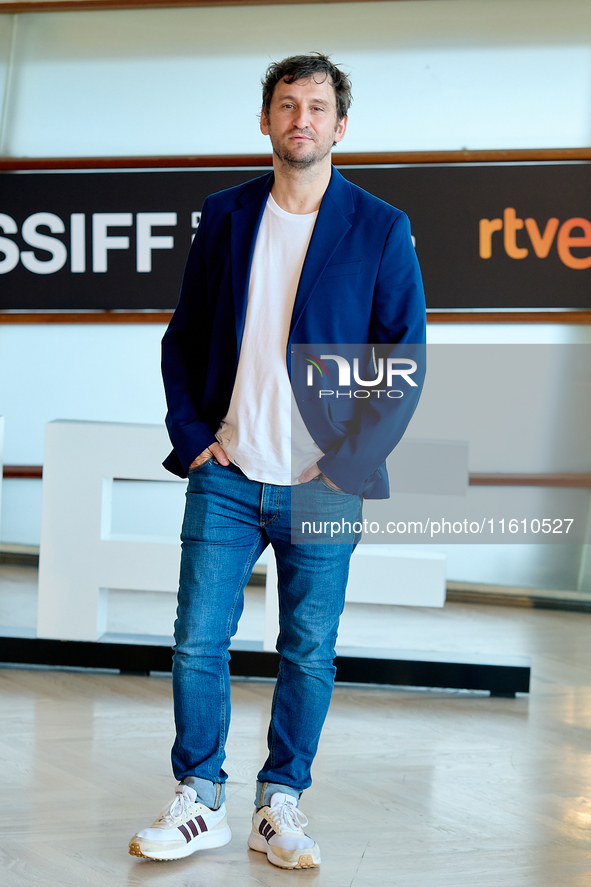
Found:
[248,792,321,869]
[129,784,232,861]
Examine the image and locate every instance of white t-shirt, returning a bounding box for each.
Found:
[216,194,324,484]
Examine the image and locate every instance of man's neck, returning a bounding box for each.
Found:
[270,156,332,215]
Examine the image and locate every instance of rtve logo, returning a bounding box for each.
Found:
[479,209,591,270]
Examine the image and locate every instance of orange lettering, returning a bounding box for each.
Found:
[524,217,559,258]
[479,218,503,258]
[557,218,591,270]
[503,208,528,259]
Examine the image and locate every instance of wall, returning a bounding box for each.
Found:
[1,0,591,590]
[2,1,591,155]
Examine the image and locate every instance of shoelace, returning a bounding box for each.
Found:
[157,790,194,826]
[268,801,308,833]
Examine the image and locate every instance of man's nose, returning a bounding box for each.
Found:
[292,108,310,129]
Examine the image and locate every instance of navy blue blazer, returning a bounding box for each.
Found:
[161,167,426,497]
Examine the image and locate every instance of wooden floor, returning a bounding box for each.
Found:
[2,598,591,885]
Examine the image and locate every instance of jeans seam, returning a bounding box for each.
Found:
[267,659,283,771]
[218,658,226,773]
[259,484,282,527]
[218,535,265,761]
[224,537,264,644]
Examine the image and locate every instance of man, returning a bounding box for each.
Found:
[129,52,425,869]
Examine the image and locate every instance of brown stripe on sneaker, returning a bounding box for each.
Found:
[187,819,198,837]
[178,824,191,843]
[196,815,207,833]
[260,821,276,840]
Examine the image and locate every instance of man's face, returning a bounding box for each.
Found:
[260,75,347,169]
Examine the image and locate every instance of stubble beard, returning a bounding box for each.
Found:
[272,131,334,170]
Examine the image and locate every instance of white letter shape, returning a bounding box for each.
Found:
[92,213,132,272]
[136,212,176,272]
[21,212,67,275]
[320,355,351,386]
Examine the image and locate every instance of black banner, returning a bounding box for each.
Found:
[1,163,590,310]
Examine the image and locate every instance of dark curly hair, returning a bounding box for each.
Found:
[261,52,352,122]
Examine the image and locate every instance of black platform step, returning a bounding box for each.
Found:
[0,635,530,697]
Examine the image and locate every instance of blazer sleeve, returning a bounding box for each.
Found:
[316,211,427,494]
[161,198,218,475]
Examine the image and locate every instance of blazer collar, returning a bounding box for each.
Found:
[289,167,354,337]
[230,172,273,345]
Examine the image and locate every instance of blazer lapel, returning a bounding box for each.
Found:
[230,173,273,347]
[289,168,354,337]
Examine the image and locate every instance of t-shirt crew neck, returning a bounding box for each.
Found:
[267,192,319,222]
[215,193,324,485]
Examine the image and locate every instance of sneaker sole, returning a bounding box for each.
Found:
[129,825,232,861]
[248,831,320,869]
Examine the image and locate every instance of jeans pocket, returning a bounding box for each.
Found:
[188,455,213,474]
[318,474,351,495]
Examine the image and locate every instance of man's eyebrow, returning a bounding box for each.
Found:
[277,94,330,105]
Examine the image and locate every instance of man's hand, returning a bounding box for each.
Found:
[298,463,342,491]
[189,442,230,471]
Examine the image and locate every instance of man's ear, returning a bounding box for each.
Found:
[260,107,270,136]
[333,115,348,145]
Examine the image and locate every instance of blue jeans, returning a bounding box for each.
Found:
[171,458,362,809]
